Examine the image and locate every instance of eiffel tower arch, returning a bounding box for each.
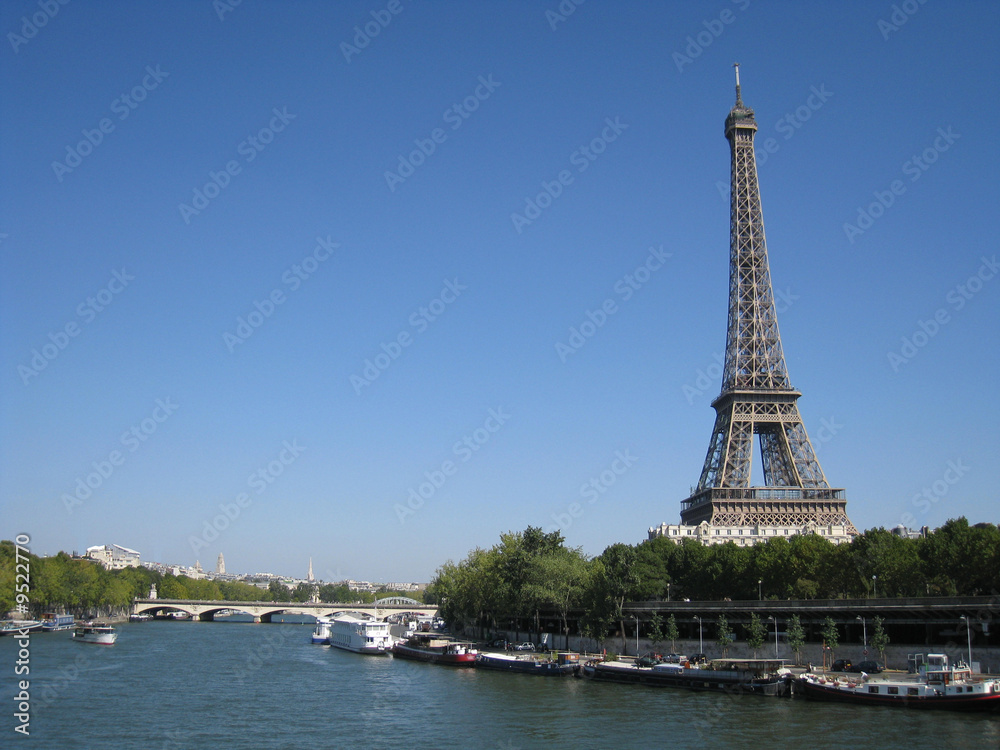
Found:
[677,67,857,537]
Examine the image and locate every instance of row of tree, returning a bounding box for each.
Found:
[426,518,998,653]
[0,543,426,616]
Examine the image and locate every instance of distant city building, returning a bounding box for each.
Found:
[86,544,140,570]
[648,520,853,546]
[216,553,225,575]
[890,524,929,540]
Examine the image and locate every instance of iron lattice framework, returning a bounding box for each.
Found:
[680,67,857,534]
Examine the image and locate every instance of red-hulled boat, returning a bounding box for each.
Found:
[797,653,1000,711]
[392,634,477,666]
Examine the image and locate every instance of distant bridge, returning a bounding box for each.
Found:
[132,597,437,623]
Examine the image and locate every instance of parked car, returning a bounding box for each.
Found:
[636,654,663,667]
[514,642,535,651]
[663,653,688,664]
[856,660,884,674]
[489,638,509,649]
[690,653,708,664]
[830,659,855,672]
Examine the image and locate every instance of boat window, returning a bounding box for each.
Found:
[887,687,898,695]
[907,688,919,696]
[868,686,879,694]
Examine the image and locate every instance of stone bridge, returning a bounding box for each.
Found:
[132,597,437,623]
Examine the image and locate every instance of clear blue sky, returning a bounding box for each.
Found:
[2,1,997,582]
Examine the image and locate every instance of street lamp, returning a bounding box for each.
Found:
[631,615,639,656]
[758,579,762,601]
[694,615,703,654]
[767,615,778,657]
[856,615,867,655]
[872,575,877,599]
[666,582,671,602]
[959,615,973,668]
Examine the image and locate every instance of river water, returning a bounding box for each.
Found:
[3,619,998,748]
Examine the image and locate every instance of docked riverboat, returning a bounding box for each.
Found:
[329,615,393,655]
[392,634,477,665]
[0,619,42,635]
[797,654,1000,711]
[583,657,791,697]
[72,623,118,645]
[476,651,580,676]
[311,617,332,644]
[40,613,75,632]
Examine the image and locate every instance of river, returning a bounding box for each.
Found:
[3,619,998,748]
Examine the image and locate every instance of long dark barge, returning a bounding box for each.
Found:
[582,657,792,697]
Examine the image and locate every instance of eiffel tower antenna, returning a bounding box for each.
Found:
[678,69,857,537]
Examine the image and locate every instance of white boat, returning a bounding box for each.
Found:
[0,619,42,635]
[328,615,393,655]
[797,653,1000,711]
[72,623,118,645]
[311,616,332,644]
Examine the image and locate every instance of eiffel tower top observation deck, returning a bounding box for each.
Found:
[679,66,857,536]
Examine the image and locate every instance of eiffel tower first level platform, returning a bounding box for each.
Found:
[670,65,858,542]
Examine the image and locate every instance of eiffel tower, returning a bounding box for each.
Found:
[679,66,857,536]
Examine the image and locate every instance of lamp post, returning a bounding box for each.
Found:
[960,615,973,668]
[767,615,778,657]
[666,582,671,602]
[758,579,762,601]
[872,575,877,599]
[695,615,703,655]
[856,615,867,655]
[631,615,639,656]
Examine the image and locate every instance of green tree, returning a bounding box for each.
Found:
[664,614,680,654]
[158,574,188,600]
[529,547,590,649]
[647,612,664,652]
[870,615,889,666]
[291,582,315,602]
[745,613,766,658]
[267,580,290,601]
[821,616,840,666]
[597,543,639,655]
[787,614,806,665]
[716,615,734,657]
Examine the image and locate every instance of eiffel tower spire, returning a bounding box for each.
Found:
[679,68,857,535]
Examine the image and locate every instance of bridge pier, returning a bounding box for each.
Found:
[253,616,261,623]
